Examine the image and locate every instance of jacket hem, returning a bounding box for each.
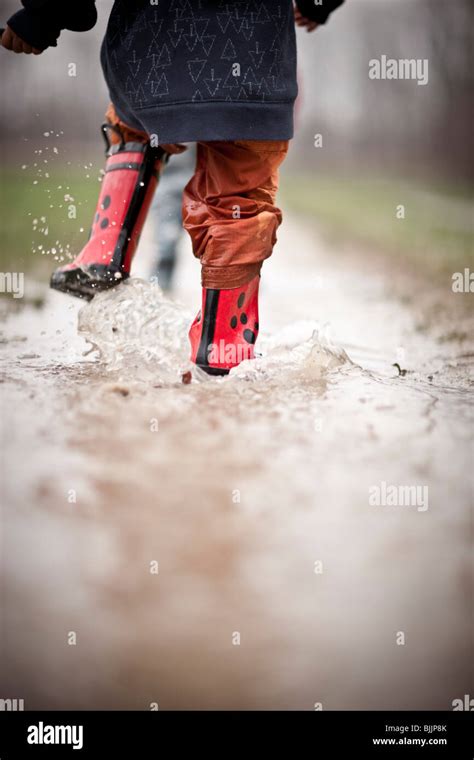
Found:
[113,100,295,144]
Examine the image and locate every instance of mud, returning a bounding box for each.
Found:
[1,215,472,709]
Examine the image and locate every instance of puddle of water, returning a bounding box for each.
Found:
[1,217,472,710]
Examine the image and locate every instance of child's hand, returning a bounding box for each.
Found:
[1,25,43,54]
[294,7,320,32]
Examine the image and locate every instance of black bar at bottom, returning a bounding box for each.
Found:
[0,710,472,757]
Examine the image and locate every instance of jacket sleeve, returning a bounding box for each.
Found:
[7,1,97,50]
[295,0,345,25]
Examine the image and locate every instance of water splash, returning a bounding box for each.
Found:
[230,321,351,384]
[78,278,350,386]
[78,278,192,383]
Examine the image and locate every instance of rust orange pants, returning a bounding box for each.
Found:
[106,104,289,289]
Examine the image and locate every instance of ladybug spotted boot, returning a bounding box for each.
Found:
[50,123,167,300]
[189,275,260,376]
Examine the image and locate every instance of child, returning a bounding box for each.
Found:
[2,0,344,375]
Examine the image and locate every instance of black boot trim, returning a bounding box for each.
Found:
[196,289,220,368]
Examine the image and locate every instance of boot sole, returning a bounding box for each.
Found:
[196,364,230,376]
[50,266,129,301]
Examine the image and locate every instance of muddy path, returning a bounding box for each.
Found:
[1,214,472,709]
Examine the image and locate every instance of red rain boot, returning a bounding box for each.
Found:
[189,275,260,375]
[50,123,167,300]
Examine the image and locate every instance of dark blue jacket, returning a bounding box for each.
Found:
[8,0,344,143]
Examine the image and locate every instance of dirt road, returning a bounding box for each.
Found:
[1,213,472,709]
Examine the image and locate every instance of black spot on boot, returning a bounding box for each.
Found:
[230,315,238,329]
[101,195,111,210]
[243,329,256,344]
[237,292,245,308]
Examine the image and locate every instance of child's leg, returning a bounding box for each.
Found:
[104,104,186,156]
[183,140,288,289]
[183,140,288,374]
[50,104,184,300]
[104,103,149,145]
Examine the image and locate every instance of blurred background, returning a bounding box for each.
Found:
[0,0,472,286]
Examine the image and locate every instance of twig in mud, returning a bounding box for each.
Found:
[392,363,407,377]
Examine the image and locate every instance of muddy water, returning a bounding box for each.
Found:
[1,216,472,710]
